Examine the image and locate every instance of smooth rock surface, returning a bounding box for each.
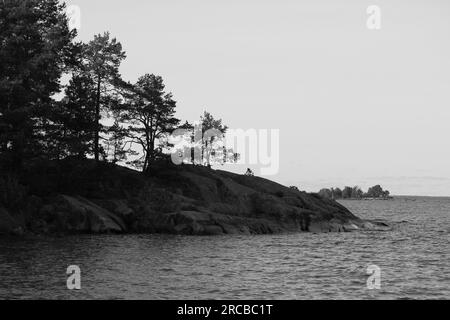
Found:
[1,160,386,236]
[38,195,126,234]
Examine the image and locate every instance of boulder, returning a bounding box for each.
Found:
[96,199,134,219]
[40,195,126,234]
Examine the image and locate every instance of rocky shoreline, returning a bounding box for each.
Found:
[0,160,389,237]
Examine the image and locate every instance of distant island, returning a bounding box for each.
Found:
[317,185,393,200]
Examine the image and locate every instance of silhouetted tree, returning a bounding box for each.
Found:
[104,121,131,164]
[332,187,343,199]
[351,186,364,199]
[0,0,78,168]
[175,113,238,167]
[245,168,255,176]
[319,188,333,199]
[366,185,390,198]
[342,186,353,199]
[83,32,126,162]
[45,73,97,159]
[119,74,179,172]
[176,121,196,164]
[200,111,228,167]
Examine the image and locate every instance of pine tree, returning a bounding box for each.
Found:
[82,32,126,162]
[104,121,130,164]
[200,111,228,167]
[46,73,97,159]
[0,0,79,168]
[119,74,180,172]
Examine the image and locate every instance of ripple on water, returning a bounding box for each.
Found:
[0,197,449,299]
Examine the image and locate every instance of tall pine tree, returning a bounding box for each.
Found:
[119,74,180,172]
[0,0,78,169]
[82,32,126,162]
[46,74,97,159]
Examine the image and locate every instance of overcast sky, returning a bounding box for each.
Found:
[65,0,450,196]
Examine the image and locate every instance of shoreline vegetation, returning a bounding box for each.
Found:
[0,1,389,236]
[317,186,393,201]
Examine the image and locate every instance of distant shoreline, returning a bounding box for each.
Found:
[339,197,394,201]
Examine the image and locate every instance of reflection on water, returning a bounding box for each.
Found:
[0,196,449,299]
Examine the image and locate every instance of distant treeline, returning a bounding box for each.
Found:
[318,185,391,200]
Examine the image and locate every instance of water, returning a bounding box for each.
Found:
[0,196,449,300]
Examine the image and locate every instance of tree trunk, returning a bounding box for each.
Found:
[94,75,101,162]
[149,139,155,169]
[11,136,24,171]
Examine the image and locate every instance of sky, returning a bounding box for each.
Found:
[64,0,450,196]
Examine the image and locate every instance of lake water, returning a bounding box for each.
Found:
[0,196,449,300]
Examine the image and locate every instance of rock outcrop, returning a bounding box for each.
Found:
[35,195,126,234]
[0,160,388,236]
